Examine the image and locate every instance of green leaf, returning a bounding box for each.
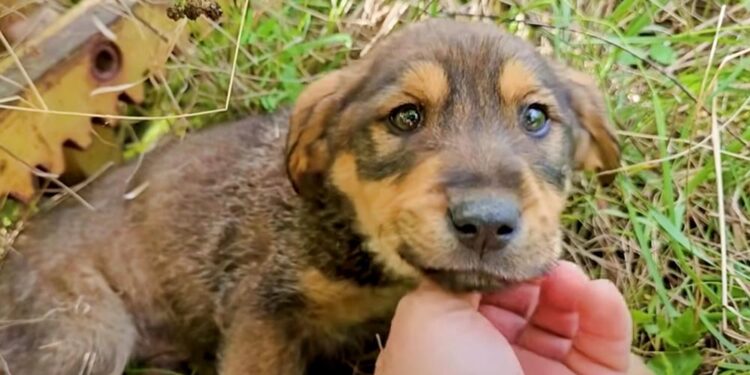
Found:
[620,179,677,317]
[649,41,677,65]
[648,349,702,375]
[644,324,660,335]
[624,12,652,36]
[0,199,21,227]
[660,309,706,348]
[282,33,353,57]
[610,0,638,23]
[631,309,653,325]
[124,120,171,160]
[650,210,715,266]
[617,51,642,66]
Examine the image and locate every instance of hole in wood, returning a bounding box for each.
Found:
[90,41,122,82]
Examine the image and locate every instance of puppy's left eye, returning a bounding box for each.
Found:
[521,104,550,137]
[388,104,423,133]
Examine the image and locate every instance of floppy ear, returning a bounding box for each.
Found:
[286,66,359,197]
[553,62,621,185]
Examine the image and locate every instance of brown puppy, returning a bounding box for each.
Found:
[0,19,625,374]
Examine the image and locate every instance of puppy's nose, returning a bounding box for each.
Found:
[449,198,520,254]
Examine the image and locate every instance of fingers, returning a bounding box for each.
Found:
[481,282,540,318]
[478,304,527,342]
[479,260,634,373]
[512,347,577,375]
[577,279,632,339]
[524,262,587,334]
[564,350,625,375]
[516,262,588,360]
[478,261,587,349]
[566,279,633,372]
[479,282,540,341]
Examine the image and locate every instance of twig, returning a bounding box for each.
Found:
[0,103,226,120]
[0,30,47,110]
[705,5,729,333]
[39,161,115,213]
[602,94,750,175]
[124,124,147,188]
[0,352,11,375]
[617,131,750,163]
[222,0,250,112]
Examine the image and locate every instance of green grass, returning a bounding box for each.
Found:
[2,1,750,374]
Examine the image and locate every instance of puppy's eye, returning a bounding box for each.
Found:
[521,104,550,137]
[388,104,423,132]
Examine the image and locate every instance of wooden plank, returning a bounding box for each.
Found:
[0,1,181,201]
[0,0,138,100]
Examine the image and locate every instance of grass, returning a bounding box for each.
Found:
[2,0,750,374]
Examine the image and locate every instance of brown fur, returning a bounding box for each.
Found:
[0,19,632,375]
[547,60,621,182]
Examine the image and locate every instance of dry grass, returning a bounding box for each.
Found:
[1,0,749,374]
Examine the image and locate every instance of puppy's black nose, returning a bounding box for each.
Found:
[449,198,520,254]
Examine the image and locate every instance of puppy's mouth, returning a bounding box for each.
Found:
[397,245,554,293]
[420,267,522,293]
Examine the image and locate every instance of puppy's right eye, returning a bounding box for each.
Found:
[388,104,423,133]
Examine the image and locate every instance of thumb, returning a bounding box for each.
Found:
[400,279,482,314]
[377,279,523,375]
[418,279,483,308]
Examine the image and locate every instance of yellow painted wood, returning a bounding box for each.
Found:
[0,0,184,201]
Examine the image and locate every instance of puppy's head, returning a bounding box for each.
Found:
[286,19,620,292]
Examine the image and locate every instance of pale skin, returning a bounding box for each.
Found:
[375,261,649,375]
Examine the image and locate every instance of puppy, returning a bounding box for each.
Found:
[0,19,627,374]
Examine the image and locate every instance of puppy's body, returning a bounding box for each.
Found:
[1,111,402,373]
[1,20,630,374]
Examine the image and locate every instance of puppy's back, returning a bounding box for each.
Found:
[0,111,292,373]
[9,111,288,259]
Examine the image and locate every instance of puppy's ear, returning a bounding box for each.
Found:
[286,66,360,197]
[553,62,621,185]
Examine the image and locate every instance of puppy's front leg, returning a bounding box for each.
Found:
[219,315,304,375]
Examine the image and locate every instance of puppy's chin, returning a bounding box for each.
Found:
[396,244,556,293]
[422,269,514,293]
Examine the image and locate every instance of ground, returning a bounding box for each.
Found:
[1,1,749,374]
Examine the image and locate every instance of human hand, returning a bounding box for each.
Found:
[478,261,641,374]
[374,278,523,375]
[375,261,647,375]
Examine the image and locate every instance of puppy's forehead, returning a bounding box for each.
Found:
[375,20,532,60]
[358,20,553,99]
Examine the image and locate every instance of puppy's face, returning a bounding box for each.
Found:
[286,20,620,292]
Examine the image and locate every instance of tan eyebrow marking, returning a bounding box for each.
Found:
[376,61,450,118]
[498,59,560,119]
[498,59,543,106]
[401,61,450,107]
